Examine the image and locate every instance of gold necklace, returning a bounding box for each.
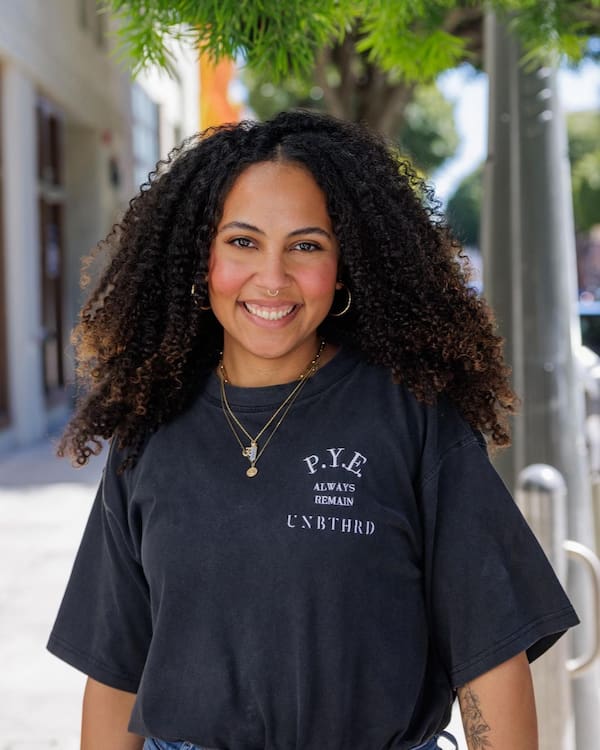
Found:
[219,340,326,477]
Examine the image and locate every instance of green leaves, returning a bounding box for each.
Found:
[356,0,468,81]
[104,0,600,81]
[357,27,468,82]
[103,0,198,75]
[106,0,356,79]
[508,0,597,67]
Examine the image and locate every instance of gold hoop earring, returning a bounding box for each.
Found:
[191,283,212,312]
[329,284,351,317]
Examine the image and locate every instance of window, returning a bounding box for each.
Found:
[131,83,161,190]
[0,75,7,426]
[78,0,106,48]
[37,98,66,404]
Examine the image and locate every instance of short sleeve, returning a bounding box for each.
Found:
[420,435,579,689]
[47,442,152,692]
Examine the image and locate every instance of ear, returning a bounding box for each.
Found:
[335,281,343,290]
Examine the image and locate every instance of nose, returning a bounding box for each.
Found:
[255,250,291,293]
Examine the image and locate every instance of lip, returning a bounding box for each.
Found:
[239,300,301,327]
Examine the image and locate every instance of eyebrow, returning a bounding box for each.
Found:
[219,221,332,240]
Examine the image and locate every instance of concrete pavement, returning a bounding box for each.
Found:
[0,437,103,749]
[0,437,465,750]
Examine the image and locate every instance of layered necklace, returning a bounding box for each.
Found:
[218,340,326,478]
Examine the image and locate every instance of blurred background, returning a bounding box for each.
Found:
[0,1,599,748]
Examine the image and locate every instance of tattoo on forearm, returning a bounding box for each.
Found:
[458,683,493,749]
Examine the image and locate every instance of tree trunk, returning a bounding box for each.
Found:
[314,38,414,138]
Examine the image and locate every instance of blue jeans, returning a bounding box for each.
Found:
[413,731,459,749]
[143,731,458,750]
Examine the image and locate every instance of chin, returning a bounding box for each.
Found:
[239,336,315,361]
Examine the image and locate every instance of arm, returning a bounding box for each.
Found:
[81,677,144,750]
[457,651,538,750]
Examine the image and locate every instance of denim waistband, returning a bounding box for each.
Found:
[412,731,459,750]
[143,730,459,750]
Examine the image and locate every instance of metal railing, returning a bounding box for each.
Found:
[516,464,600,750]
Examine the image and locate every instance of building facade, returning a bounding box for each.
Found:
[0,1,200,454]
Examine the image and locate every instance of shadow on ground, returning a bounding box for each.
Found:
[0,436,104,489]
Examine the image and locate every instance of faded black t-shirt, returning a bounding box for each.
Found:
[47,349,578,750]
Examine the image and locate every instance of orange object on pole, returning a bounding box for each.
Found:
[199,55,243,130]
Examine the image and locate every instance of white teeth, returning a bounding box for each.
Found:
[244,303,295,320]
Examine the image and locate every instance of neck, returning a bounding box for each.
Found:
[220,338,336,387]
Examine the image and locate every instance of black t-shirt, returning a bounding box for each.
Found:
[47,348,578,750]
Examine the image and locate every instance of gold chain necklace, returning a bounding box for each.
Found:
[219,340,326,478]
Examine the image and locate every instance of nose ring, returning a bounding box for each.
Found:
[267,289,280,297]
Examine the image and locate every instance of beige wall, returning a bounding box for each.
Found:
[0,1,201,453]
[136,43,201,152]
[0,0,134,451]
[0,1,131,136]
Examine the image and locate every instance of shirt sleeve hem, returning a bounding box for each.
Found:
[47,632,141,693]
[449,606,580,688]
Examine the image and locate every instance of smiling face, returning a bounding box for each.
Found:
[208,161,339,385]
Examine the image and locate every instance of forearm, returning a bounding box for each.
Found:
[81,677,144,750]
[457,651,538,750]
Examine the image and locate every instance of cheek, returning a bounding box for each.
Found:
[207,253,247,298]
[299,260,339,302]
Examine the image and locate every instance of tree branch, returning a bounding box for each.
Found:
[443,6,485,66]
[332,34,359,119]
[376,81,416,138]
[314,47,345,120]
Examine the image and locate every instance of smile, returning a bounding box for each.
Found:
[243,303,297,321]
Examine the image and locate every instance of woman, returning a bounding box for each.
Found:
[48,110,578,750]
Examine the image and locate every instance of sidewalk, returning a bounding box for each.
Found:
[0,438,465,750]
[0,438,103,750]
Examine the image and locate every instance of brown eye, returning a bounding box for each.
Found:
[293,241,321,252]
[230,237,254,248]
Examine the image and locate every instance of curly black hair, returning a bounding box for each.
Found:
[58,109,516,469]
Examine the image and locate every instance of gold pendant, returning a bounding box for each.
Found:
[242,441,258,463]
[246,466,258,478]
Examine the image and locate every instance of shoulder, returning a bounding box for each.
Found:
[407,393,490,490]
[340,350,485,452]
[106,374,213,479]
[434,395,487,456]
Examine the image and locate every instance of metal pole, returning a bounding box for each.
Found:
[512,55,600,747]
[516,464,575,750]
[482,12,525,491]
[483,9,600,743]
